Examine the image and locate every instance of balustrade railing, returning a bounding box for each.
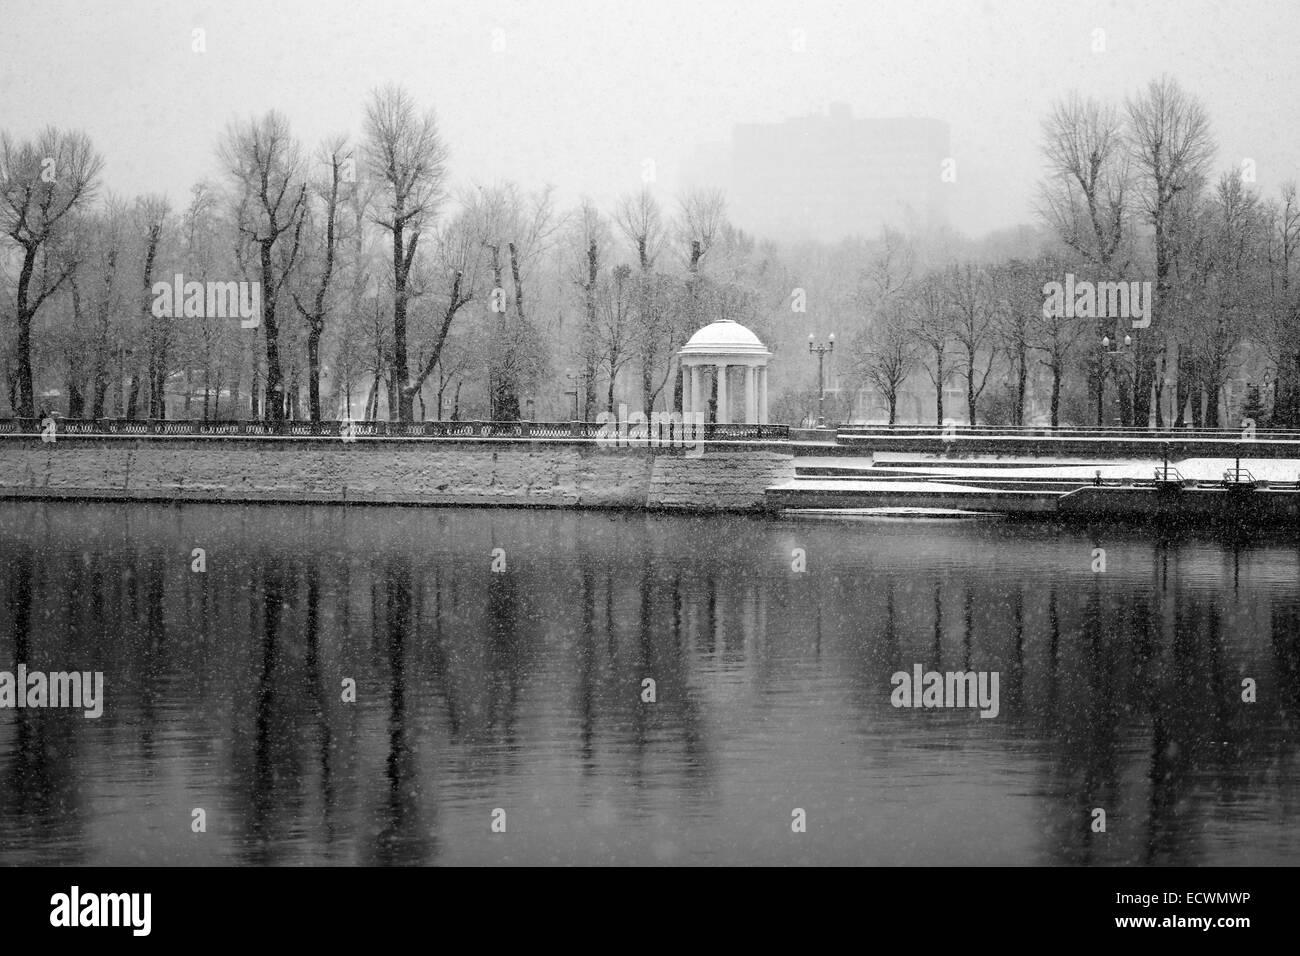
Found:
[0,418,791,441]
[837,423,1300,441]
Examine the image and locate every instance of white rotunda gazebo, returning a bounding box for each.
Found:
[678,319,772,424]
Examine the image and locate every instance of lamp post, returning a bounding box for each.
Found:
[1100,333,1131,354]
[809,332,835,427]
[1101,331,1132,426]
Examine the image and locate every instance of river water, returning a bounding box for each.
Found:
[0,502,1297,865]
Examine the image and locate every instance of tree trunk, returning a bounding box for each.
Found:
[1051,362,1063,427]
[392,226,415,422]
[250,339,260,420]
[1174,356,1191,428]
[1093,366,1105,427]
[65,358,85,418]
[966,362,976,424]
[1015,352,1027,425]
[140,223,165,419]
[14,246,39,418]
[1205,376,1222,428]
[127,374,142,420]
[307,325,323,421]
[259,241,285,423]
[366,374,381,421]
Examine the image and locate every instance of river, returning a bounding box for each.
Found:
[1,502,1297,865]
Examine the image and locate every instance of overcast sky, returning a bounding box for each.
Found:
[2,0,1296,239]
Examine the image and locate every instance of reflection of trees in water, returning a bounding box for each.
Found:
[0,546,86,863]
[4,504,1299,865]
[367,555,436,865]
[819,545,1299,866]
[1026,571,1295,865]
[230,556,302,864]
[566,542,715,806]
[301,560,338,856]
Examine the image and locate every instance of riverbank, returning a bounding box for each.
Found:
[6,423,1300,522]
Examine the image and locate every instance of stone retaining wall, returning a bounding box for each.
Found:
[0,437,795,512]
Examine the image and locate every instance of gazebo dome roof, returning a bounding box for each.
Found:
[679,319,770,357]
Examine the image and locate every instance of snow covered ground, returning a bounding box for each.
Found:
[800,454,1300,484]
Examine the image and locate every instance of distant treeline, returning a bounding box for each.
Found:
[2,76,1297,428]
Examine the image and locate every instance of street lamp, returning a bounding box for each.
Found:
[809,332,835,427]
[1099,332,1132,426]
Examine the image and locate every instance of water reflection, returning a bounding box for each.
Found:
[0,503,1298,865]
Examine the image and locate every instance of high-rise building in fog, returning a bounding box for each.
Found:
[684,103,952,243]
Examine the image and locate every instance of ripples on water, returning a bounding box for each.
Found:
[1,502,1298,865]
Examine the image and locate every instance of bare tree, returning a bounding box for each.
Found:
[615,188,665,273]
[292,136,352,421]
[948,262,998,424]
[991,259,1037,425]
[677,188,726,271]
[133,196,171,418]
[477,183,560,419]
[1267,182,1300,423]
[220,110,308,423]
[1126,75,1216,426]
[571,199,608,418]
[1174,171,1266,426]
[597,264,636,411]
[1030,254,1086,426]
[53,213,91,417]
[617,189,686,415]
[851,301,916,424]
[0,127,104,417]
[672,188,727,406]
[363,84,449,421]
[1037,92,1132,426]
[909,269,956,424]
[403,203,485,407]
[1039,93,1131,270]
[85,197,128,417]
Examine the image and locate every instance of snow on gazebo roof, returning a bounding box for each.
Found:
[679,319,770,358]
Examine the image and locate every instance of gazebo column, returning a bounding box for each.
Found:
[744,364,756,424]
[715,363,729,424]
[688,364,701,415]
[759,366,768,424]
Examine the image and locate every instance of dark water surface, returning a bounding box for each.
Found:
[1,502,1298,865]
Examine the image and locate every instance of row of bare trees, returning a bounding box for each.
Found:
[6,75,1298,427]
[0,84,783,424]
[844,75,1298,428]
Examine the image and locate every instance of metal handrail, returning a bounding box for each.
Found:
[0,418,791,441]
[837,423,1300,435]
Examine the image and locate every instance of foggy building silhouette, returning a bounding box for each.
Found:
[685,103,951,243]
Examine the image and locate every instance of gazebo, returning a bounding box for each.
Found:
[678,319,772,424]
